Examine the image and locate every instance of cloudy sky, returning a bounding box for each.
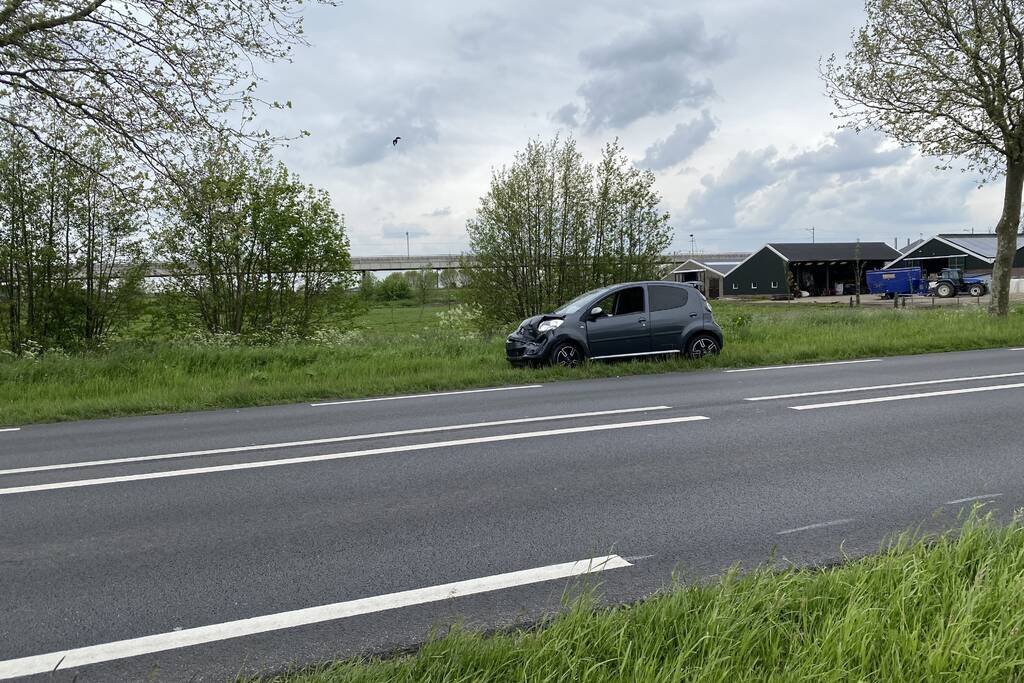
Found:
[256,0,1003,256]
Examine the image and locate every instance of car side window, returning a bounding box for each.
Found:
[613,286,645,315]
[649,285,688,312]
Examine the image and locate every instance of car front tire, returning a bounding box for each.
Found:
[686,334,721,359]
[549,342,584,368]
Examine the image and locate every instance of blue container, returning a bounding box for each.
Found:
[867,267,928,297]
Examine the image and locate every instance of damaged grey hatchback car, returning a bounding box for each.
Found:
[505,281,724,368]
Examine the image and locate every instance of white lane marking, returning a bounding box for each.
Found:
[312,385,542,406]
[0,406,672,477]
[0,427,19,433]
[0,555,632,679]
[946,493,1003,505]
[1009,348,1024,351]
[724,359,881,374]
[791,382,1024,411]
[0,416,709,496]
[746,371,1024,402]
[776,519,854,536]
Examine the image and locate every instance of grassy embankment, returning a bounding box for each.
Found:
[2,297,1024,425]
[252,513,1024,683]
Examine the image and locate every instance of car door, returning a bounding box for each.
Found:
[648,284,693,352]
[585,285,651,358]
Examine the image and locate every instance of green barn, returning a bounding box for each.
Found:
[885,234,1024,276]
[724,242,901,297]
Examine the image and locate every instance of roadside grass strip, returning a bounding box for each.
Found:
[790,381,1024,410]
[248,512,1024,683]
[0,406,672,477]
[0,556,632,679]
[0,416,709,496]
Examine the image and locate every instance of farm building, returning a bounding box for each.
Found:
[884,233,1024,276]
[724,242,901,297]
[665,258,743,299]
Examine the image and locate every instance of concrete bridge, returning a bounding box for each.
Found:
[123,252,751,278]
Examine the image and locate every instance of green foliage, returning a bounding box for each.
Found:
[0,127,146,353]
[252,512,1024,683]
[156,142,354,337]
[377,273,412,302]
[4,302,1024,425]
[463,136,672,325]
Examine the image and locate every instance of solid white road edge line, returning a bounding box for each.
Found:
[0,416,709,496]
[0,427,19,433]
[0,406,673,477]
[946,493,1003,505]
[311,385,542,406]
[746,371,1024,401]
[0,555,632,680]
[724,359,881,374]
[790,382,1024,410]
[776,519,854,536]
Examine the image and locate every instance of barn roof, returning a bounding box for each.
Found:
[766,242,901,262]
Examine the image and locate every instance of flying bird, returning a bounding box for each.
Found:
[392,136,401,146]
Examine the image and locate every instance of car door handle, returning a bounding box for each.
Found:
[639,319,647,326]
[689,312,699,318]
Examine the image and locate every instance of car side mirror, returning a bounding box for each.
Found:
[589,306,603,319]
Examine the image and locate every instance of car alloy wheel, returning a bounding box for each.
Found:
[689,336,719,358]
[553,344,582,368]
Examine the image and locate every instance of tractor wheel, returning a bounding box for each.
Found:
[935,282,955,298]
[968,284,985,297]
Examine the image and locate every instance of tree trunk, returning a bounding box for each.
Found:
[990,159,1024,316]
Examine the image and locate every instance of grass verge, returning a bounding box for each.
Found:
[253,512,1024,683]
[3,302,1024,425]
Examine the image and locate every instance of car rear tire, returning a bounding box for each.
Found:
[550,342,584,368]
[936,282,955,298]
[686,334,720,359]
[969,284,985,297]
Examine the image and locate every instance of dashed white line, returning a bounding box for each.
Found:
[0,415,710,496]
[776,519,854,536]
[0,554,632,679]
[746,371,1024,402]
[312,385,542,406]
[790,382,1024,410]
[724,359,881,374]
[0,406,672,477]
[945,493,1003,505]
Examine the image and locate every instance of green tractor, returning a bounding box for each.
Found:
[931,268,988,298]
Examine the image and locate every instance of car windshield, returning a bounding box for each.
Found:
[554,287,612,315]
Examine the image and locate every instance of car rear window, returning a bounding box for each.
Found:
[650,285,688,312]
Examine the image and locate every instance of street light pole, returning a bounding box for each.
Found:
[406,231,410,258]
[806,226,815,243]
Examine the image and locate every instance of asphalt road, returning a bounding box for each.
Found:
[3,347,1024,681]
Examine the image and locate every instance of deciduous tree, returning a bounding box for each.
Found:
[464,137,671,324]
[824,0,1024,315]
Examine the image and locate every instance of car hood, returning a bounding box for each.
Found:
[511,314,563,340]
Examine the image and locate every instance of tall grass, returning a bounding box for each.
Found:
[254,513,1024,683]
[3,303,1024,425]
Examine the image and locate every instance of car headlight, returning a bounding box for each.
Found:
[538,319,564,333]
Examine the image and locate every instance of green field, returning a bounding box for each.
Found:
[3,298,1024,425]
[251,512,1024,683]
